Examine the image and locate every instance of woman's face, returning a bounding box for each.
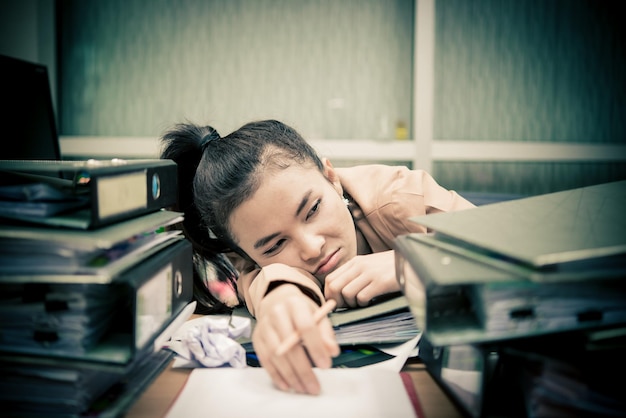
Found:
[229,159,357,282]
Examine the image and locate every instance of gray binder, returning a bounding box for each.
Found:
[395,181,626,346]
[410,180,626,269]
[0,209,184,283]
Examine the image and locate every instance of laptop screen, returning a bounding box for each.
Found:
[0,54,61,160]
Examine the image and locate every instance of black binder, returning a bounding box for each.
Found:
[0,158,178,229]
[0,239,193,365]
[418,329,626,418]
[409,180,626,271]
[417,336,517,418]
[0,341,176,417]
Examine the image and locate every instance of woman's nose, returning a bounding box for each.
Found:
[298,231,324,261]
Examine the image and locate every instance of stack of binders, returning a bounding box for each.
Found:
[0,158,194,417]
[395,180,626,417]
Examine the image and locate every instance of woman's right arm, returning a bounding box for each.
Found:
[228,257,339,395]
[251,282,339,395]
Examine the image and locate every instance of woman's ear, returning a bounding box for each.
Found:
[321,157,343,194]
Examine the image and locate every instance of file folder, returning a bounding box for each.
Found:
[395,181,626,347]
[0,158,178,229]
[417,336,520,418]
[0,339,176,417]
[0,209,184,283]
[330,294,420,345]
[0,239,193,365]
[409,180,626,270]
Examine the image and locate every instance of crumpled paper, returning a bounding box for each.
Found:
[165,315,251,368]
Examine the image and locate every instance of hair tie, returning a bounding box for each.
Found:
[201,128,221,149]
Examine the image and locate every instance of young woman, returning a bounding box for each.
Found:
[160,119,475,395]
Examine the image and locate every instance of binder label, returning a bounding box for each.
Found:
[136,263,173,349]
[98,171,148,219]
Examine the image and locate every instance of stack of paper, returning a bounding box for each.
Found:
[0,283,121,356]
[331,293,420,345]
[0,159,195,416]
[0,210,184,281]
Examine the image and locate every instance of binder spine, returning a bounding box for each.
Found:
[91,163,178,227]
[0,159,178,229]
[127,239,193,352]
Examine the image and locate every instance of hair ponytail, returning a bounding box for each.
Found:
[160,122,239,314]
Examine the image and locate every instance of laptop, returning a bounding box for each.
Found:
[0,54,61,160]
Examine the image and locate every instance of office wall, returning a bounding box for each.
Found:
[431,0,626,194]
[57,0,414,140]
[436,0,625,144]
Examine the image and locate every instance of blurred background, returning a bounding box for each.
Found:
[1,0,625,196]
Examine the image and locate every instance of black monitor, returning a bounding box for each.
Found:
[0,54,61,160]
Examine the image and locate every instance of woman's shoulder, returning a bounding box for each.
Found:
[336,164,413,188]
[337,164,420,219]
[337,165,429,247]
[337,163,473,230]
[337,164,428,196]
[336,163,409,176]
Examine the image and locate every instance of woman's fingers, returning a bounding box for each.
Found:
[325,251,400,307]
[253,294,337,395]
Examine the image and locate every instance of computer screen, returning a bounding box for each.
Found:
[0,54,61,160]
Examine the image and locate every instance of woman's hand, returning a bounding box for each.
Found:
[323,250,400,308]
[252,284,340,395]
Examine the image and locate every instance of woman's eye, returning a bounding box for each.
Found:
[306,199,321,220]
[264,239,285,256]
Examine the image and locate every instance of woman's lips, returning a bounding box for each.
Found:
[315,249,340,276]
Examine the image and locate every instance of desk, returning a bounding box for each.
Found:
[125,356,464,418]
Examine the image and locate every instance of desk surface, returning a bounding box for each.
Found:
[125,356,464,418]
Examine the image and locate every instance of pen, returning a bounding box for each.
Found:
[275,299,337,356]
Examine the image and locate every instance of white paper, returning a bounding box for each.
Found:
[365,334,421,371]
[165,367,416,418]
[165,313,251,368]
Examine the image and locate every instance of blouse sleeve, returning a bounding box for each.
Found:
[230,255,325,318]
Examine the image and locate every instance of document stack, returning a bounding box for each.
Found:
[395,180,626,417]
[329,292,420,346]
[236,292,420,368]
[0,158,194,417]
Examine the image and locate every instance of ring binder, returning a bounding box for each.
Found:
[0,159,178,229]
[0,239,193,365]
[395,180,626,347]
[0,210,185,283]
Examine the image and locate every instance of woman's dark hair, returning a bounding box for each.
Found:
[160,119,323,313]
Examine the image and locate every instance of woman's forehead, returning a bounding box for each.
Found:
[229,166,328,229]
[259,164,326,189]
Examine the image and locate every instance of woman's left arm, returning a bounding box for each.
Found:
[323,250,398,308]
[326,167,475,308]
